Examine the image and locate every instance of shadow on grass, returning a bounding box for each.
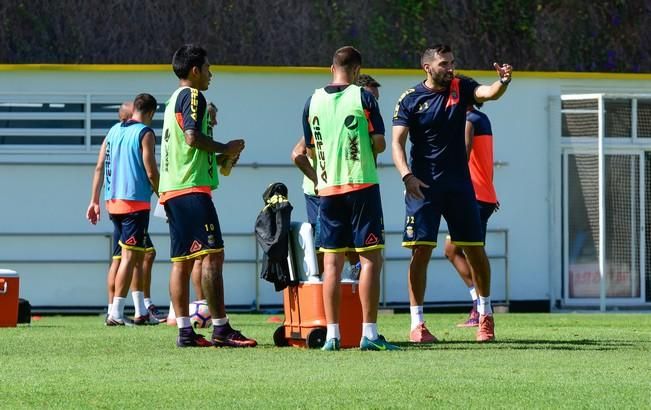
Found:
[392,338,639,351]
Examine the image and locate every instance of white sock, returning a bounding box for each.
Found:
[410,305,424,330]
[469,286,478,302]
[362,323,378,340]
[326,324,340,341]
[107,303,112,314]
[110,297,126,320]
[478,296,493,316]
[144,298,153,309]
[131,291,147,317]
[167,302,175,320]
[212,316,229,327]
[176,316,191,329]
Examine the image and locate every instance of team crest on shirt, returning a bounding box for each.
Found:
[190,240,202,253]
[406,226,414,239]
[207,235,215,246]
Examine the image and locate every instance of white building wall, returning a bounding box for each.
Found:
[1,65,649,309]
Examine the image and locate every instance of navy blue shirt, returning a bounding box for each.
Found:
[302,84,385,147]
[393,77,479,188]
[175,88,207,132]
[467,109,492,136]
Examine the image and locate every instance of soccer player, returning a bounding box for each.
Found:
[102,102,132,323]
[159,44,256,348]
[303,46,398,351]
[290,74,381,280]
[445,100,499,328]
[87,94,160,326]
[105,101,164,324]
[392,44,512,343]
[118,101,133,122]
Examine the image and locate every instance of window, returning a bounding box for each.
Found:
[0,98,86,146]
[561,98,598,138]
[0,94,165,148]
[562,96,651,140]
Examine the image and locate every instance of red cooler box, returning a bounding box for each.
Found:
[0,269,19,327]
[273,222,363,349]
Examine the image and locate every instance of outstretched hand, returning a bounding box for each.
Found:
[493,62,513,82]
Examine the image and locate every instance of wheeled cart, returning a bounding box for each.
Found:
[273,222,362,349]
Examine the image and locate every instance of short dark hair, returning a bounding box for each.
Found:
[421,44,452,66]
[133,93,158,115]
[172,44,208,79]
[333,46,362,70]
[356,74,381,88]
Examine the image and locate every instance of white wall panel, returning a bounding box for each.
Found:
[1,67,649,307]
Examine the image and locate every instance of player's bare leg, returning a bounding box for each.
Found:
[462,245,494,342]
[142,250,163,322]
[129,257,154,325]
[407,245,437,343]
[171,259,212,347]
[201,252,225,320]
[105,258,120,319]
[107,248,143,325]
[323,252,345,324]
[169,260,193,320]
[445,239,479,327]
[357,250,381,324]
[358,249,399,351]
[202,251,256,347]
[322,251,345,346]
[191,257,205,301]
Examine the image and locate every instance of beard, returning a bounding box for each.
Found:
[433,70,453,88]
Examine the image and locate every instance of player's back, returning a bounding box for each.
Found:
[104,120,152,202]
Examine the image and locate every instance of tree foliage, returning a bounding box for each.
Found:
[1,0,648,72]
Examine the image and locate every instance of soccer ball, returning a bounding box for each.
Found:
[189,301,212,329]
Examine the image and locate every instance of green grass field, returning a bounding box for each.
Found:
[1,313,650,409]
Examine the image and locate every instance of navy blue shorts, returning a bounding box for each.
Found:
[402,185,484,248]
[477,200,497,243]
[304,194,320,226]
[304,193,321,249]
[164,193,223,262]
[109,210,150,252]
[318,184,384,253]
[112,231,154,260]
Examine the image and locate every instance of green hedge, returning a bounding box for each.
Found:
[1,0,648,72]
